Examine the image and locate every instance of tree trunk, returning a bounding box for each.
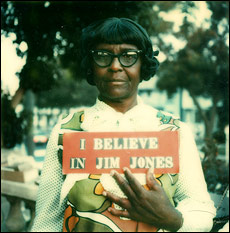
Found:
[189,92,218,161]
[189,91,214,139]
[23,90,35,156]
[11,87,25,109]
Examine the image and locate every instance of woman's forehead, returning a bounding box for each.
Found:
[95,43,138,51]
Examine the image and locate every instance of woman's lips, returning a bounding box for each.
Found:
[106,79,126,82]
[106,80,127,86]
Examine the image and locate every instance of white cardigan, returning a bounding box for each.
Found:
[32,97,216,232]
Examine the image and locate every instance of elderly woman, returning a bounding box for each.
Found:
[32,17,216,232]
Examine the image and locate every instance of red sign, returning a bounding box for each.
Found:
[63,131,179,174]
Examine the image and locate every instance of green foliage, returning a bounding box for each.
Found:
[1,1,229,196]
[1,92,25,148]
[1,1,176,86]
[19,59,59,92]
[157,1,229,136]
[1,1,179,108]
[158,26,228,98]
[202,142,229,195]
[0,1,173,149]
[35,78,98,109]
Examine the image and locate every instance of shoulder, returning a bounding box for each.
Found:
[60,110,85,131]
[154,109,181,131]
[47,109,86,146]
[138,97,179,124]
[155,110,195,141]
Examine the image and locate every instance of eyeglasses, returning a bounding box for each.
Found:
[90,50,142,68]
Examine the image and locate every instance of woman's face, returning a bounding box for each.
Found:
[92,43,142,103]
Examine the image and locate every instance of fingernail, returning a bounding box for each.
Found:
[150,167,154,174]
[123,167,128,172]
[102,191,107,196]
[110,170,115,176]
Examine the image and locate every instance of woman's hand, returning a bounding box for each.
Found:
[102,167,183,232]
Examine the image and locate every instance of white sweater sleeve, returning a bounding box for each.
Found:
[31,123,66,232]
[174,123,216,232]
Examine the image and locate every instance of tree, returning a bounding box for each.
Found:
[1,92,24,148]
[1,1,178,107]
[156,1,229,193]
[157,1,229,140]
[35,78,98,109]
[1,1,180,149]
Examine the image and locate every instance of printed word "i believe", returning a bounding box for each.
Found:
[79,137,159,150]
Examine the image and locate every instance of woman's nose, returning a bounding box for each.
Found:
[109,57,123,71]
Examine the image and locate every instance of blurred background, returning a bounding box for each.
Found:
[1,1,229,232]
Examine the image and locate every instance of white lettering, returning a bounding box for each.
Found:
[137,157,146,168]
[70,158,86,169]
[104,157,109,168]
[130,157,137,169]
[139,138,148,149]
[94,138,103,150]
[148,137,158,149]
[104,138,113,150]
[129,138,139,149]
[145,157,155,168]
[96,157,103,169]
[113,138,123,149]
[129,156,173,169]
[80,139,86,150]
[123,138,128,149]
[156,157,165,168]
[165,157,173,168]
[110,157,120,168]
[96,157,120,169]
[93,137,159,150]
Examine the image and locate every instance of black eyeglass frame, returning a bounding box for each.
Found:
[90,50,142,68]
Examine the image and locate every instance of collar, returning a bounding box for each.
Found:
[94,95,144,115]
[80,96,159,132]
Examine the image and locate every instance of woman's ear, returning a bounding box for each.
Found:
[86,72,96,86]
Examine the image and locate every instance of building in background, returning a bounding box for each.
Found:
[138,77,215,141]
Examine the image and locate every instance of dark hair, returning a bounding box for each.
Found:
[80,17,159,85]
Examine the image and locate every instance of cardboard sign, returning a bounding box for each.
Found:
[63,131,179,174]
